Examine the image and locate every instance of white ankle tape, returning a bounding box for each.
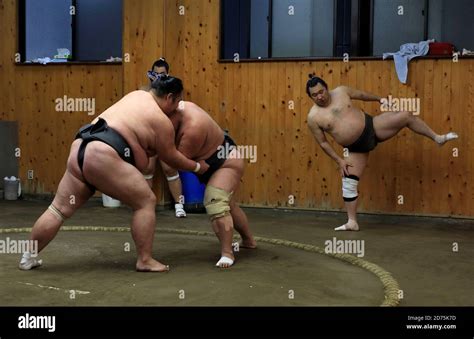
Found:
[48,204,66,222]
[167,174,180,182]
[143,174,154,180]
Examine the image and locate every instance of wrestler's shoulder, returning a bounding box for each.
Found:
[331,85,349,94]
[123,89,149,99]
[178,100,195,108]
[182,102,214,123]
[307,106,322,126]
[308,105,321,118]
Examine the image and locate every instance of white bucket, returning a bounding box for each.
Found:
[4,177,20,201]
[102,193,121,208]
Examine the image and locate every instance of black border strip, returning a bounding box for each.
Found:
[0,306,472,337]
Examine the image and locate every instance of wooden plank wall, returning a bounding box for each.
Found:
[163,0,474,217]
[0,0,16,121]
[122,0,167,201]
[1,0,473,217]
[123,0,165,94]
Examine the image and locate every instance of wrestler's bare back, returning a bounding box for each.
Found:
[169,101,225,160]
[307,86,367,146]
[91,90,175,171]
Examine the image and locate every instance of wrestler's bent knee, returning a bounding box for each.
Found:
[204,185,233,221]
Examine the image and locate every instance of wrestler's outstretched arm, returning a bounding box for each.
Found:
[339,86,382,103]
[156,120,209,175]
[160,131,205,170]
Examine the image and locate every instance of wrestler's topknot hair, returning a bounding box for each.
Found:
[151,74,183,99]
[306,74,328,97]
[151,57,170,74]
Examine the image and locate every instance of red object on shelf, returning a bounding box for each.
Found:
[429,42,454,55]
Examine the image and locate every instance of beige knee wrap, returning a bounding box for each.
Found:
[203,186,233,221]
[48,204,66,222]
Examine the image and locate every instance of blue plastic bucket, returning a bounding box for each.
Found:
[179,171,206,213]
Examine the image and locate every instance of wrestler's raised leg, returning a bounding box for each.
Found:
[373,111,458,144]
[84,141,168,272]
[335,152,369,232]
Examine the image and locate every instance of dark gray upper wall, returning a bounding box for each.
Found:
[250,0,269,59]
[272,0,312,57]
[428,0,443,41]
[271,0,334,58]
[25,0,72,61]
[75,0,123,61]
[440,0,474,50]
[373,0,425,55]
[310,0,333,57]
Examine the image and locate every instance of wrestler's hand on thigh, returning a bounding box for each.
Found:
[337,158,353,177]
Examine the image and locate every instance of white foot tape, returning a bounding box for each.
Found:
[19,253,43,270]
[335,220,359,231]
[436,132,458,145]
[175,204,186,218]
[215,256,234,268]
[444,132,458,142]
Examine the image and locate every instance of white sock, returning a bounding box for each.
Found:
[175,203,186,218]
[335,219,358,231]
[19,252,42,270]
[435,132,458,145]
[21,252,31,262]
